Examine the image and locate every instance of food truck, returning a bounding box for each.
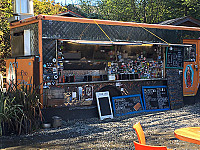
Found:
[7,14,200,120]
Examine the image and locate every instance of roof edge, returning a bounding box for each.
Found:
[10,14,200,31]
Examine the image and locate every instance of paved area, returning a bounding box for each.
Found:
[1,103,200,149]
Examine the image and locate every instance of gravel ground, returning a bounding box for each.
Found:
[1,103,200,150]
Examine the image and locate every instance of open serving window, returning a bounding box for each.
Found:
[42,39,192,108]
[53,40,166,84]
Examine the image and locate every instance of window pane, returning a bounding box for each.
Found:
[21,0,28,13]
[184,44,196,62]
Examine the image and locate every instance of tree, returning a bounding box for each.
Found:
[33,0,67,15]
[97,0,169,23]
[78,0,102,19]
[0,0,12,76]
[78,0,200,23]
[66,4,88,18]
[165,0,200,20]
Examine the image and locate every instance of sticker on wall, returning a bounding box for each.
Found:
[52,58,56,63]
[85,85,93,101]
[77,87,83,100]
[72,92,77,99]
[116,82,121,87]
[184,65,194,88]
[8,62,15,85]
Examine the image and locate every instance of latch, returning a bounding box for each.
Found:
[195,64,198,71]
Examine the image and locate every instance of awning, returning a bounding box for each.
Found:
[60,40,142,46]
[59,39,192,47]
[112,42,142,45]
[143,42,192,47]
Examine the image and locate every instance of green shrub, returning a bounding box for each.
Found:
[0,82,42,135]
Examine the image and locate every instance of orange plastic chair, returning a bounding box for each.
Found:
[133,122,146,144]
[134,141,168,150]
[133,122,172,150]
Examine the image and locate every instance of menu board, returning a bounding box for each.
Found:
[166,46,183,68]
[112,94,144,116]
[166,69,183,109]
[142,86,170,111]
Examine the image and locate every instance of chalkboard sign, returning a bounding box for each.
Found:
[166,46,184,69]
[96,91,113,120]
[166,69,183,109]
[112,94,144,116]
[142,86,170,111]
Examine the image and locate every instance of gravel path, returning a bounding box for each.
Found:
[1,103,200,150]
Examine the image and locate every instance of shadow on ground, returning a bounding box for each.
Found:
[0,103,200,149]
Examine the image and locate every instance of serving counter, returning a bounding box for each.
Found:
[43,78,167,107]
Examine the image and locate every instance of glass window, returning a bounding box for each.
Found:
[184,44,196,62]
[21,0,28,13]
[15,0,28,14]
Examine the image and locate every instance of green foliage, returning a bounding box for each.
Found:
[78,0,98,17]
[0,82,42,136]
[33,0,67,15]
[0,0,12,76]
[78,0,200,23]
[66,4,88,18]
[0,93,23,135]
[165,0,200,20]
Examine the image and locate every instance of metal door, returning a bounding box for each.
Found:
[183,39,199,96]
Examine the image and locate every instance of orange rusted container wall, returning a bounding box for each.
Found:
[183,39,200,96]
[6,56,39,90]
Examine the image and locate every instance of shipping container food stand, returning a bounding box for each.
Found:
[7,15,200,121]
